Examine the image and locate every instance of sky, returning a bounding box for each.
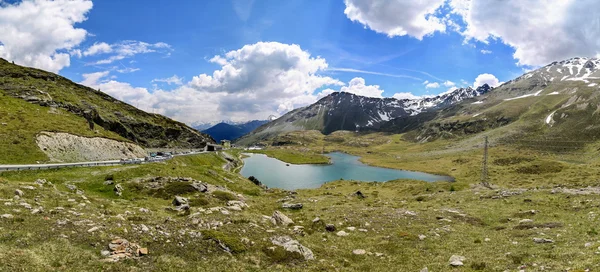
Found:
[1,0,599,125]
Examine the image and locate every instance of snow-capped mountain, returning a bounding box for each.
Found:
[236,84,492,145]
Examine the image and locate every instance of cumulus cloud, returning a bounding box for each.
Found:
[392,92,421,100]
[345,0,600,66]
[84,42,112,56]
[0,0,93,72]
[457,0,600,66]
[343,0,446,40]
[473,73,501,88]
[152,75,183,85]
[339,77,384,98]
[425,82,440,89]
[81,42,345,124]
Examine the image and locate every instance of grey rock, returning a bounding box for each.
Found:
[14,189,24,197]
[191,183,208,192]
[312,217,321,223]
[533,237,554,244]
[449,255,465,266]
[282,203,303,210]
[1,214,14,219]
[325,224,336,232]
[173,196,188,206]
[66,184,77,191]
[336,231,349,237]
[271,236,314,260]
[114,184,124,196]
[271,211,294,226]
[352,249,366,255]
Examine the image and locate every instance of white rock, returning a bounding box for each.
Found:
[352,249,366,255]
[346,227,356,231]
[139,208,150,213]
[312,217,321,223]
[519,219,534,224]
[87,226,100,233]
[418,234,427,240]
[336,231,349,237]
[1,214,13,219]
[358,229,368,232]
[449,255,465,266]
[141,224,150,232]
[420,267,429,272]
[484,238,491,242]
[14,189,24,197]
[271,211,294,226]
[271,236,314,260]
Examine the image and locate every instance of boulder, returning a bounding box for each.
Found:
[271,236,314,260]
[172,196,188,206]
[114,184,124,196]
[325,224,336,232]
[282,203,303,210]
[449,255,465,266]
[191,183,208,192]
[271,211,294,226]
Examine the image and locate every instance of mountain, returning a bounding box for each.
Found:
[202,120,269,142]
[384,57,600,146]
[0,58,213,163]
[236,84,492,145]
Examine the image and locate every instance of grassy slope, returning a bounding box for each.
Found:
[0,93,127,164]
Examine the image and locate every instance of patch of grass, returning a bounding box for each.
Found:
[262,245,305,264]
[201,230,247,253]
[212,190,237,201]
[516,161,564,174]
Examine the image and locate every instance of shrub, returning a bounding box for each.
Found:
[189,196,210,207]
[248,176,262,186]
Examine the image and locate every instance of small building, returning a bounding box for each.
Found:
[220,140,231,148]
[204,143,223,152]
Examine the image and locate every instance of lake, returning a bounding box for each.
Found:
[240,152,453,190]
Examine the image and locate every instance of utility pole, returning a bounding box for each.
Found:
[481,136,491,188]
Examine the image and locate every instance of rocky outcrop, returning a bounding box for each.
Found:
[270,236,314,260]
[36,132,146,162]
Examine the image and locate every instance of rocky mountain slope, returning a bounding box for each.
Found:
[0,59,214,163]
[236,85,492,145]
[394,57,600,145]
[201,120,269,142]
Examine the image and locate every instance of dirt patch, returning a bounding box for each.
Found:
[36,132,146,162]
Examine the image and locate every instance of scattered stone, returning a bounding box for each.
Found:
[104,180,114,185]
[325,224,336,232]
[227,205,242,211]
[449,255,466,266]
[103,238,147,262]
[114,184,124,197]
[282,203,303,210]
[352,249,366,255]
[31,208,42,214]
[1,214,14,219]
[140,224,150,232]
[358,228,368,232]
[271,236,314,260]
[66,184,77,191]
[375,252,384,257]
[346,227,356,231]
[14,189,24,197]
[420,267,429,272]
[34,179,47,186]
[336,231,349,237]
[19,202,32,209]
[418,234,427,240]
[21,186,36,190]
[191,183,208,192]
[353,190,366,199]
[227,200,248,209]
[173,196,188,206]
[484,238,491,242]
[519,219,534,224]
[88,226,100,233]
[585,242,593,247]
[312,217,321,223]
[139,208,150,213]
[533,237,554,244]
[271,211,294,226]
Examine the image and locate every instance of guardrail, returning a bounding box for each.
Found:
[0,151,207,172]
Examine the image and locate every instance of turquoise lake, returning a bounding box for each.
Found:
[240,152,453,190]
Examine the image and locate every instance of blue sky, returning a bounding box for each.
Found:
[1,0,598,124]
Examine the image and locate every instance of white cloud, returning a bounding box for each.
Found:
[89,41,172,65]
[152,75,184,85]
[442,80,455,87]
[457,0,600,66]
[392,92,421,100]
[81,42,344,124]
[480,49,492,54]
[473,73,501,88]
[115,67,140,73]
[339,77,384,98]
[0,0,93,72]
[327,67,422,80]
[84,42,112,56]
[344,0,446,40]
[422,80,430,85]
[425,82,440,89]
